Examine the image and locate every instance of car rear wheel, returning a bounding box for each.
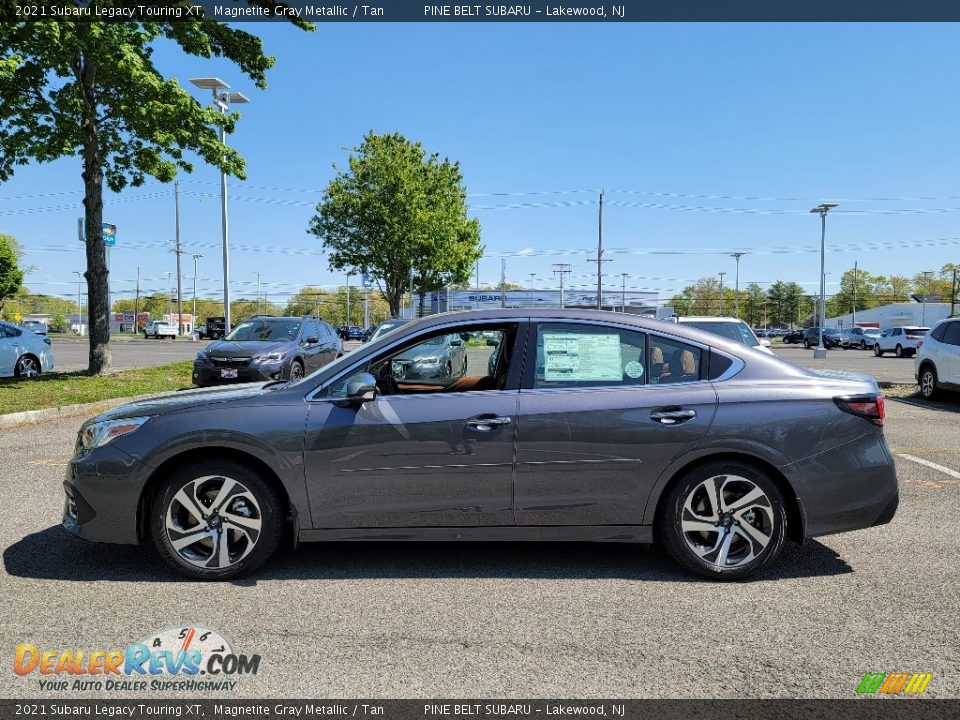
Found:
[919,365,939,400]
[803,340,810,349]
[657,462,787,580]
[895,344,903,358]
[14,354,40,378]
[151,460,283,580]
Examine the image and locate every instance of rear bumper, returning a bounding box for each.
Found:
[781,431,899,538]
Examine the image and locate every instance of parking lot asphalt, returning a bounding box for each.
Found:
[771,344,918,385]
[1,396,958,699]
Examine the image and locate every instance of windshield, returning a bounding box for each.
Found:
[824,328,841,335]
[683,321,759,347]
[225,319,301,342]
[370,319,410,342]
[904,328,929,336]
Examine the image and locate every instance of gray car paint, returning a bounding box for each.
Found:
[63,308,898,553]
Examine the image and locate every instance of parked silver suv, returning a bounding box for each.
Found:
[915,317,960,400]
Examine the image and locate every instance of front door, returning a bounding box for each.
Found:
[514,322,718,526]
[303,323,523,529]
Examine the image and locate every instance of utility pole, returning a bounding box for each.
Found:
[952,269,958,317]
[553,263,571,308]
[596,191,603,309]
[73,271,83,335]
[192,255,203,333]
[922,270,934,325]
[166,271,173,323]
[501,258,506,308]
[718,272,727,315]
[730,252,746,317]
[134,267,140,334]
[529,273,536,293]
[810,203,838,357]
[620,273,628,312]
[174,180,184,335]
[852,260,858,327]
[410,267,415,318]
[254,272,262,315]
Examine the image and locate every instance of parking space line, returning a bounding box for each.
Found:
[896,453,960,480]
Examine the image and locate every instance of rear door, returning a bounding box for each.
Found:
[940,321,960,384]
[514,321,718,526]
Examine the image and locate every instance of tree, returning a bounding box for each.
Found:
[308,131,483,318]
[766,281,805,328]
[0,10,310,373]
[0,233,24,317]
[742,283,767,327]
[872,274,912,304]
[826,267,877,318]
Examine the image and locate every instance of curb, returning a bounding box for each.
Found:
[0,394,156,431]
[878,381,917,389]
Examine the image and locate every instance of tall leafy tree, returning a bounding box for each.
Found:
[0,8,310,373]
[742,283,767,327]
[0,232,24,317]
[826,266,877,318]
[309,131,483,318]
[872,274,912,304]
[766,280,805,328]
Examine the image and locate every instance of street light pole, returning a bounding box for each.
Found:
[810,203,839,358]
[718,272,727,315]
[73,271,83,335]
[166,271,173,322]
[189,77,250,336]
[621,272,628,312]
[730,252,746,317]
[192,254,203,332]
[254,272,262,315]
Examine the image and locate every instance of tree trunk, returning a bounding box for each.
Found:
[386,281,401,318]
[77,47,111,374]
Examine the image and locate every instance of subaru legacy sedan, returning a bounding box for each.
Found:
[63,309,897,581]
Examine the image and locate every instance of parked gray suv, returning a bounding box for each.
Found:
[193,315,342,386]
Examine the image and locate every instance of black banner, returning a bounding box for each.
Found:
[2,700,959,720]
[9,0,960,23]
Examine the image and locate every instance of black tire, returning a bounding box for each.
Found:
[143,332,149,339]
[895,344,903,358]
[150,459,284,581]
[656,461,787,581]
[874,344,882,357]
[860,340,867,350]
[919,364,939,400]
[14,354,41,378]
[289,360,304,381]
[803,340,810,349]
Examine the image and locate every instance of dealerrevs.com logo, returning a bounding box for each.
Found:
[856,672,933,696]
[14,626,259,692]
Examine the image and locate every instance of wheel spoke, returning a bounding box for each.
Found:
[715,531,735,566]
[735,515,772,550]
[703,477,723,518]
[208,477,238,513]
[173,487,205,524]
[691,530,725,559]
[725,486,767,514]
[222,511,261,533]
[681,518,717,534]
[171,530,211,552]
[212,531,231,568]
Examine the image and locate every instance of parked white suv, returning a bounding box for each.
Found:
[915,318,960,400]
[873,326,929,358]
[143,321,177,339]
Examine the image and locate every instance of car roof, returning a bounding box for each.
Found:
[677,316,746,323]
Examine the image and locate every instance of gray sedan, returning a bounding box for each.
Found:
[1,320,54,378]
[63,309,897,581]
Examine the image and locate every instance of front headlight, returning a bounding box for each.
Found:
[254,351,287,363]
[78,417,150,451]
[418,356,440,365]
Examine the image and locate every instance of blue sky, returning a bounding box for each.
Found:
[4,22,960,307]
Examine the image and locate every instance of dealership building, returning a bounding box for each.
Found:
[424,289,659,315]
[829,300,952,330]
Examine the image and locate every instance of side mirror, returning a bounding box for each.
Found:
[305,336,319,344]
[346,373,378,404]
[459,332,471,341]
[450,338,463,347]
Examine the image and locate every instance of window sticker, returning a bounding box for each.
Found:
[542,332,623,381]
[623,360,644,379]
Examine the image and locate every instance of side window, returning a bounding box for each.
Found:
[649,335,703,385]
[532,323,646,389]
[0,324,21,338]
[941,321,960,347]
[930,323,948,342]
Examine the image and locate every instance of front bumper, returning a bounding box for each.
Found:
[781,431,899,538]
[62,444,152,545]
[193,359,286,386]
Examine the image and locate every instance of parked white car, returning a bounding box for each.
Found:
[841,326,882,349]
[914,317,960,400]
[143,321,177,339]
[676,316,774,354]
[0,320,55,378]
[873,326,929,358]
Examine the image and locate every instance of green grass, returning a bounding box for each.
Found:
[0,360,194,416]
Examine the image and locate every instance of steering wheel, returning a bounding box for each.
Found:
[376,363,400,396]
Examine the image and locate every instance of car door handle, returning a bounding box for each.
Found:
[650,408,697,425]
[466,416,512,432]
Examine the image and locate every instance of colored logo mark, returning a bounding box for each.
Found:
[857,672,932,695]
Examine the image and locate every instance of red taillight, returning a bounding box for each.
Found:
[834,394,885,427]
[906,335,921,340]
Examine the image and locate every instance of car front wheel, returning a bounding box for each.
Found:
[874,344,883,356]
[151,460,284,580]
[919,365,939,400]
[289,360,304,381]
[895,344,903,358]
[658,462,787,580]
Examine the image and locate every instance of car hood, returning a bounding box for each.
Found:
[201,340,291,357]
[90,382,274,423]
[394,345,447,362]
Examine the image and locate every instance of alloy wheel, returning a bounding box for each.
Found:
[920,368,937,399]
[164,475,262,570]
[290,362,304,380]
[16,356,39,378]
[679,474,775,570]
[895,345,903,358]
